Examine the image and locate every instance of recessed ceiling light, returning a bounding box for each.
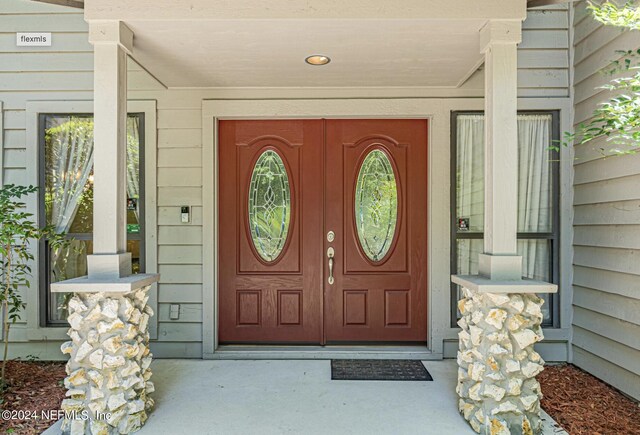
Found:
[305,55,331,66]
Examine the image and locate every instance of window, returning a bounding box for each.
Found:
[39,113,145,325]
[451,111,560,327]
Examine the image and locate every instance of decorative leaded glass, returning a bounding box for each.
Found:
[355,149,398,262]
[248,150,291,262]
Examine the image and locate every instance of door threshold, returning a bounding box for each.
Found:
[206,345,441,360]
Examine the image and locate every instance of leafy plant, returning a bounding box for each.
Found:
[562,1,640,154]
[590,0,640,29]
[0,185,66,389]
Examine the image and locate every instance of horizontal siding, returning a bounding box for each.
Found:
[573,225,640,249]
[158,303,203,323]
[158,168,202,186]
[157,148,202,168]
[158,284,202,304]
[158,227,202,246]
[157,322,202,342]
[0,32,92,52]
[0,13,89,32]
[0,70,162,91]
[573,286,640,325]
[150,342,202,359]
[517,6,570,96]
[159,245,203,264]
[573,136,620,164]
[518,50,568,69]
[574,153,640,185]
[157,187,202,206]
[158,128,201,148]
[571,1,640,400]
[574,200,640,226]
[572,347,640,400]
[523,10,568,29]
[573,306,640,350]
[573,174,640,205]
[158,265,203,284]
[0,52,94,71]
[1,1,80,13]
[573,326,640,375]
[158,206,203,225]
[573,246,640,276]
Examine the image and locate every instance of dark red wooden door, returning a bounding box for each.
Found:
[219,120,324,343]
[324,120,428,342]
[218,119,427,344]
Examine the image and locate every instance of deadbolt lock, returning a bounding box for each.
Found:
[327,231,335,243]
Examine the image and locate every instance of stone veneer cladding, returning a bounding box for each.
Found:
[59,286,154,435]
[456,288,546,435]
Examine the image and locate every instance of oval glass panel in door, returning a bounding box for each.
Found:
[248,150,292,262]
[355,149,398,262]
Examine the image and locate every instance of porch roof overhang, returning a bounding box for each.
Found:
[83,0,527,89]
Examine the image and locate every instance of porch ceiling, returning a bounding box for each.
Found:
[120,19,490,88]
[84,0,526,88]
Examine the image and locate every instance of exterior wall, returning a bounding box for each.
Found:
[571,1,640,400]
[1,0,571,359]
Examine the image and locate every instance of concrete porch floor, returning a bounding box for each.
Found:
[46,359,566,434]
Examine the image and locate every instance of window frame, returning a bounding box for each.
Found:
[449,110,561,328]
[37,112,146,327]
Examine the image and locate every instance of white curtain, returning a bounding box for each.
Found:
[456,114,553,318]
[456,115,485,274]
[518,115,552,282]
[46,117,94,320]
[48,118,94,234]
[126,116,141,221]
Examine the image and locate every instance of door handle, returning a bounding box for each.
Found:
[327,247,335,285]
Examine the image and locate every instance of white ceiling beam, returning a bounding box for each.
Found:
[85,0,527,21]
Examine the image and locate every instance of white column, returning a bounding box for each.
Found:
[87,21,134,279]
[478,20,523,281]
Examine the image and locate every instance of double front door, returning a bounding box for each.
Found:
[219,119,428,344]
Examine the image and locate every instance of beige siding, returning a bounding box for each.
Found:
[1,0,570,358]
[571,1,640,400]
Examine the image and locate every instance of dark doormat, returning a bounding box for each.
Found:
[331,359,433,381]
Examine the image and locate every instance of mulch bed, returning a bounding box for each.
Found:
[538,363,640,435]
[0,360,67,434]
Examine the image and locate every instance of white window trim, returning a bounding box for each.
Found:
[24,100,158,341]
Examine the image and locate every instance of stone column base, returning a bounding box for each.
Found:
[456,287,545,435]
[59,286,154,435]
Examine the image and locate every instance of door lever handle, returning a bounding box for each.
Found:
[327,247,335,285]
